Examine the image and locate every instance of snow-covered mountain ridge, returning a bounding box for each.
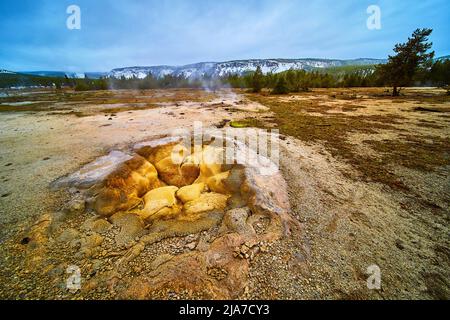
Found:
[109,58,386,79]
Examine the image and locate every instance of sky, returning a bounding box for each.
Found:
[0,0,449,72]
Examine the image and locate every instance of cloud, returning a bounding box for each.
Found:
[0,0,448,71]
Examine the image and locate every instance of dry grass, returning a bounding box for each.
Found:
[0,88,215,116]
[245,88,450,192]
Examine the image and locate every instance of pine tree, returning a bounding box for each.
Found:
[431,59,450,94]
[272,76,289,94]
[251,66,264,93]
[285,69,299,92]
[376,28,434,96]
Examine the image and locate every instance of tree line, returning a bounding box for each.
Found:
[66,54,448,95]
[230,57,449,95]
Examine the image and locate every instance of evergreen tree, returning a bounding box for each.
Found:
[376,28,434,96]
[285,69,299,92]
[272,76,289,94]
[251,66,264,93]
[431,59,450,94]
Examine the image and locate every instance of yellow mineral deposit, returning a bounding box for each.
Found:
[137,141,187,164]
[155,156,193,187]
[193,146,224,183]
[182,193,229,217]
[94,142,236,229]
[94,155,162,217]
[176,182,205,203]
[17,133,297,300]
[140,186,180,220]
[206,171,231,194]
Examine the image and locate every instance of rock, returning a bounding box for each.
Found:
[221,207,255,235]
[291,251,307,264]
[58,134,299,299]
[196,238,210,252]
[66,198,85,214]
[140,186,179,220]
[76,233,104,259]
[226,193,247,209]
[94,188,137,217]
[48,211,70,233]
[234,240,260,260]
[183,193,229,216]
[187,146,224,184]
[81,233,104,249]
[223,165,245,193]
[259,242,268,252]
[82,216,112,234]
[23,214,52,263]
[57,228,80,243]
[136,142,185,165]
[207,266,228,280]
[81,216,97,231]
[186,242,197,250]
[121,233,249,299]
[146,205,182,222]
[91,259,103,272]
[176,183,205,203]
[109,212,146,247]
[395,239,405,250]
[150,254,174,270]
[50,211,70,223]
[91,219,112,234]
[194,164,223,185]
[51,150,132,189]
[47,264,65,277]
[94,155,160,217]
[206,171,231,194]
[140,143,195,187]
[134,136,181,150]
[222,166,247,209]
[155,156,195,187]
[180,162,200,185]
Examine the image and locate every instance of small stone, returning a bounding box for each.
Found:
[66,198,85,214]
[150,254,173,270]
[185,242,196,250]
[395,239,405,250]
[81,233,104,249]
[57,228,80,243]
[109,212,146,247]
[260,242,268,253]
[91,219,112,234]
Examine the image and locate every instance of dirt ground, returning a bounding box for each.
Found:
[0,87,448,299]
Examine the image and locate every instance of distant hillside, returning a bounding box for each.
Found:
[436,55,450,61]
[315,64,377,76]
[0,69,16,74]
[3,55,447,89]
[21,71,106,79]
[0,71,105,89]
[0,71,60,88]
[108,58,387,79]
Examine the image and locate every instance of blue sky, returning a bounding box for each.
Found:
[0,0,449,72]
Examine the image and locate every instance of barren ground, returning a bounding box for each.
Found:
[0,87,448,299]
